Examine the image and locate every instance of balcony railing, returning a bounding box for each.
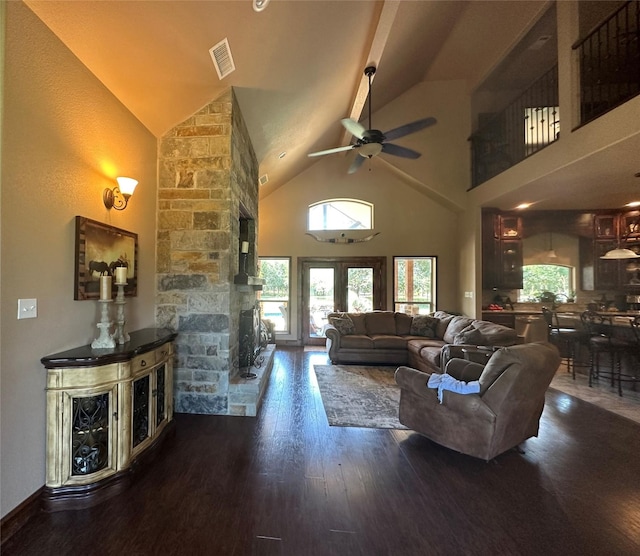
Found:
[573,0,640,126]
[469,65,559,188]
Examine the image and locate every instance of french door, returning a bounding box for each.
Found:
[299,257,386,345]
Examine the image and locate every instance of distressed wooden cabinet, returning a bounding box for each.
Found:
[41,328,177,511]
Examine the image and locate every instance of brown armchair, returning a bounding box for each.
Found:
[394,342,561,461]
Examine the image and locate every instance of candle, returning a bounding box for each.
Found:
[241,241,249,254]
[115,266,127,284]
[100,275,112,300]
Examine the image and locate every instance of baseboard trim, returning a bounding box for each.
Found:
[0,487,43,548]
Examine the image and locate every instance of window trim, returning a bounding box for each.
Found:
[307,198,374,231]
[257,256,291,334]
[393,256,437,315]
[519,262,575,302]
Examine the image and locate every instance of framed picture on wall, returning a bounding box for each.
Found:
[74,216,138,300]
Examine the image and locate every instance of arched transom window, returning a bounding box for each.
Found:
[308,199,373,231]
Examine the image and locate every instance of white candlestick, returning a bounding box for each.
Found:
[241,241,249,254]
[115,266,127,284]
[99,275,112,300]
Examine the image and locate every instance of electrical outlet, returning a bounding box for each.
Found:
[17,298,37,319]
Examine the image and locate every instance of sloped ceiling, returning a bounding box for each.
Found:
[25,0,469,199]
[23,0,640,208]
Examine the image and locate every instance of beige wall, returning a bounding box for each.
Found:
[259,153,462,341]
[1,2,158,517]
[259,77,473,340]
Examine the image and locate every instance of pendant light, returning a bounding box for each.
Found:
[600,247,640,259]
[600,216,640,259]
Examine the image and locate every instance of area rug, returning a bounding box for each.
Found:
[312,365,408,429]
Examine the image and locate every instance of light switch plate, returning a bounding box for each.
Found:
[18,298,37,319]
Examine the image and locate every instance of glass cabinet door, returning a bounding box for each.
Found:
[132,362,170,454]
[594,240,620,290]
[594,214,617,238]
[65,385,118,481]
[500,240,523,289]
[500,216,521,238]
[71,392,111,476]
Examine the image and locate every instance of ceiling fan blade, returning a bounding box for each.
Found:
[347,153,367,174]
[383,117,437,142]
[307,144,356,158]
[341,118,367,140]
[381,143,421,159]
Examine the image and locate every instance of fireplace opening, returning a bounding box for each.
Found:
[239,304,264,378]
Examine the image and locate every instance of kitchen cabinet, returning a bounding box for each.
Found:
[581,212,640,292]
[594,214,618,239]
[41,328,176,512]
[500,239,524,289]
[482,211,523,289]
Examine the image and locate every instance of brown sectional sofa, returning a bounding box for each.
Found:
[324,310,520,373]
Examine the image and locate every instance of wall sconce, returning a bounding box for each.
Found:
[103,177,138,210]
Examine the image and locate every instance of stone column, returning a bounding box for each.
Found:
[156,89,259,414]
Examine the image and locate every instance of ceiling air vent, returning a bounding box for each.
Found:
[259,174,269,186]
[209,38,235,80]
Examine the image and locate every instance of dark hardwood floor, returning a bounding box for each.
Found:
[4,347,640,555]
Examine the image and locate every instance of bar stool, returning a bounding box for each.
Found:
[542,307,587,379]
[580,310,635,396]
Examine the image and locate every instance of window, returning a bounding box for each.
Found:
[519,264,574,302]
[393,257,437,315]
[258,258,290,333]
[308,199,373,231]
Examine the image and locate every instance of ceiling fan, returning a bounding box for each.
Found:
[307,66,437,174]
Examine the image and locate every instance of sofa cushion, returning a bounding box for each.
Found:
[410,315,438,338]
[331,316,356,335]
[371,335,408,349]
[407,338,446,355]
[442,316,474,344]
[340,335,375,349]
[395,312,413,336]
[432,311,457,339]
[365,311,397,335]
[453,324,486,345]
[419,346,443,369]
[469,320,518,346]
[350,313,367,335]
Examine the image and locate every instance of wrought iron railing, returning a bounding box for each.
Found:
[469,65,559,188]
[573,0,640,126]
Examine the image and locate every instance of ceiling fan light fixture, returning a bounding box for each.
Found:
[253,0,270,12]
[306,65,436,172]
[359,143,383,158]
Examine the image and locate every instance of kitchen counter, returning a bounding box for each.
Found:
[483,309,640,317]
[482,310,640,332]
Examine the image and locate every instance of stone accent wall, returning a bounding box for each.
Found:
[156,89,259,415]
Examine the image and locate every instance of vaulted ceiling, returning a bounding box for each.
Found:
[24,0,640,208]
